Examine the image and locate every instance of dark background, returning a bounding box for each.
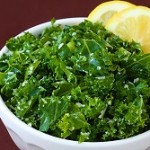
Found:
[0,0,149,149]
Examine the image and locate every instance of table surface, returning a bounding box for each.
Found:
[0,0,149,149]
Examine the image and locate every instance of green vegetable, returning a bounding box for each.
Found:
[0,20,150,142]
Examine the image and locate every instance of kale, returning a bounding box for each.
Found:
[0,20,150,142]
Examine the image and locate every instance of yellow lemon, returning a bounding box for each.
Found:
[106,6,150,53]
[88,1,135,25]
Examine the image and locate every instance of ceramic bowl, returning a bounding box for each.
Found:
[0,18,150,150]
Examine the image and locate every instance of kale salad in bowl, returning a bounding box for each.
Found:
[0,18,150,150]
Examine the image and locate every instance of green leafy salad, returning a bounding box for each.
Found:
[0,20,150,142]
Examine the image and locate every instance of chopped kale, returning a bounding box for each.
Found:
[0,20,150,142]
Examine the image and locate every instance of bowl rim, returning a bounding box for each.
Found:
[0,17,150,147]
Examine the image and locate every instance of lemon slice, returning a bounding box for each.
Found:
[106,6,150,53]
[88,1,135,25]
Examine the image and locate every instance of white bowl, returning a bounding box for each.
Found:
[0,18,150,150]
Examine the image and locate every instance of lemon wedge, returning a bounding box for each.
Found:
[88,1,135,25]
[106,6,150,53]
